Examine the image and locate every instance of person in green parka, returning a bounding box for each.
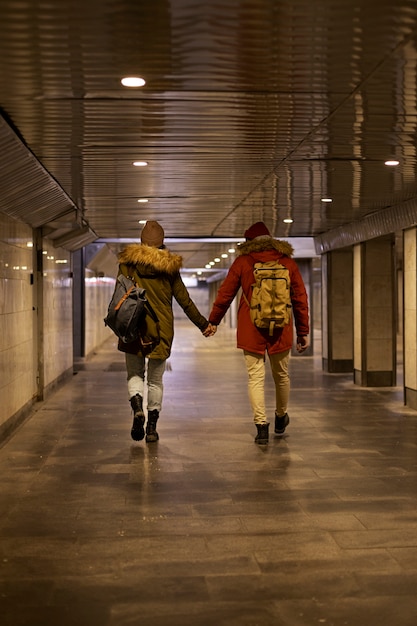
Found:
[118,220,215,443]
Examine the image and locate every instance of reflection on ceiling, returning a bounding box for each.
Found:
[1,0,417,269]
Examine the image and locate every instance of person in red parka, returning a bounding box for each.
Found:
[208,221,310,445]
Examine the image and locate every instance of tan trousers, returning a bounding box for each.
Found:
[244,350,290,424]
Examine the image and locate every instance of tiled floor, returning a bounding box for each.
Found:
[1,322,417,626]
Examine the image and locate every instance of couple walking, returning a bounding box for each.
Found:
[117,220,309,445]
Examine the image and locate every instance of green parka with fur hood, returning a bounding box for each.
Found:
[209,237,309,355]
[118,244,209,360]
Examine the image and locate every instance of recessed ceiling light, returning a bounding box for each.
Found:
[321,198,333,202]
[121,76,146,87]
[228,248,235,254]
[214,257,221,262]
[133,161,148,167]
[138,220,147,224]
[221,253,228,258]
[385,160,399,166]
[137,198,148,203]
[283,218,293,224]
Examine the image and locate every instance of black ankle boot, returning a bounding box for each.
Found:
[255,422,269,445]
[274,412,289,435]
[130,394,145,441]
[146,409,159,443]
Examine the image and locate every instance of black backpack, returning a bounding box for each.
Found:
[104,274,148,344]
[130,302,161,356]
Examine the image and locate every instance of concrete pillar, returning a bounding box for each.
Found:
[353,236,396,387]
[403,227,417,409]
[321,248,353,372]
[292,258,313,356]
[72,248,86,358]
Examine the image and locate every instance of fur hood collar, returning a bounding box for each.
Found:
[238,237,294,257]
[118,244,183,275]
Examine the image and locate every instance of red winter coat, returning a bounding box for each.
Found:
[209,238,309,355]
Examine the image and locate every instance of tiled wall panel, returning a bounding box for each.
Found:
[0,214,76,431]
[0,214,36,428]
[85,271,115,357]
[41,241,73,388]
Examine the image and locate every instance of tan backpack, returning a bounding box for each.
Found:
[243,260,292,336]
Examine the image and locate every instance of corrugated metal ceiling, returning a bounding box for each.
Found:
[1,0,417,267]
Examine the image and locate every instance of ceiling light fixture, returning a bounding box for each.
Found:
[137,198,148,203]
[321,198,333,202]
[385,159,399,166]
[121,77,146,87]
[283,218,293,224]
[133,161,148,167]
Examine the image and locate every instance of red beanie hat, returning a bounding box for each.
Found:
[244,221,271,240]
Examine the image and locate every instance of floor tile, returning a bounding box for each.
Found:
[1,323,417,625]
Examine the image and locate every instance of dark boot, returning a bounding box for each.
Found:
[146,409,159,443]
[130,394,145,441]
[274,412,289,435]
[255,422,269,445]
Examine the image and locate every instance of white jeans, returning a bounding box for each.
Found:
[125,353,166,411]
[244,350,290,424]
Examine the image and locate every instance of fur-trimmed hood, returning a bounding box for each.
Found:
[237,237,294,257]
[118,244,183,275]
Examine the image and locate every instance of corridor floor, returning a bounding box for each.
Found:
[1,322,417,626]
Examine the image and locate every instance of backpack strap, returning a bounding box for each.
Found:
[114,282,136,311]
[123,264,160,324]
[242,256,257,309]
[118,264,141,288]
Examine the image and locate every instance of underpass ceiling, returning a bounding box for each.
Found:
[1,0,417,269]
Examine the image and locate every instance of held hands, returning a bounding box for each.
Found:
[296,335,309,353]
[202,322,217,337]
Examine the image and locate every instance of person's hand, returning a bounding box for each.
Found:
[202,323,217,337]
[296,335,309,353]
